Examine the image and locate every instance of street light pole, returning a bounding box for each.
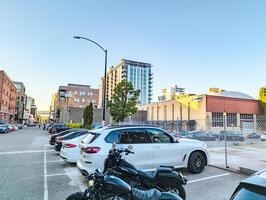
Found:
[74,36,107,125]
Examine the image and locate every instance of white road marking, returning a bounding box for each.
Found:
[187,173,230,184]
[0,149,53,155]
[44,147,48,200]
[45,159,64,163]
[46,172,76,177]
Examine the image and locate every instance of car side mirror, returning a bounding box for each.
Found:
[172,137,179,143]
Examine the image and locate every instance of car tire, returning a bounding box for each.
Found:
[188,151,206,174]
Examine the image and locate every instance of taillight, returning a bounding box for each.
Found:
[83,147,101,154]
[64,143,77,148]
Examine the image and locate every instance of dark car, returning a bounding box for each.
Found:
[218,131,245,141]
[16,124,23,129]
[0,125,10,134]
[230,169,266,200]
[247,133,261,139]
[49,128,80,145]
[54,129,89,151]
[186,131,216,141]
[51,124,68,134]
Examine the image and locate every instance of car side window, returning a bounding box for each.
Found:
[105,130,120,144]
[126,129,150,144]
[147,128,172,143]
[119,131,131,144]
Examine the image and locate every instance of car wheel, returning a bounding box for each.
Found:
[66,192,84,200]
[188,151,206,174]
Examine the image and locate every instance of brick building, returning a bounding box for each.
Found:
[0,71,17,123]
[55,83,99,123]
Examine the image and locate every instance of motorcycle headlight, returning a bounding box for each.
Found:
[88,180,94,188]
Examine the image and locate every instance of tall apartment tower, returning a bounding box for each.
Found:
[98,59,153,107]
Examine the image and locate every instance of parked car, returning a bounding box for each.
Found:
[0,125,10,134]
[16,124,23,129]
[261,134,266,142]
[247,133,261,139]
[49,128,80,145]
[185,131,216,141]
[77,125,209,176]
[60,134,89,163]
[54,129,89,151]
[51,124,68,134]
[217,131,244,141]
[230,169,266,199]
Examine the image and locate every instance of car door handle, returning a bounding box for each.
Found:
[154,145,160,149]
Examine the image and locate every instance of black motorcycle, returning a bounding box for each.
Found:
[103,147,187,200]
[66,168,183,200]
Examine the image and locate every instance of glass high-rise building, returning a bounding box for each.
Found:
[99,59,153,107]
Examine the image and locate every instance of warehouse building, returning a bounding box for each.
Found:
[140,90,262,136]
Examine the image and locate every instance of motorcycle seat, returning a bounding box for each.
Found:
[138,167,173,184]
[131,188,161,200]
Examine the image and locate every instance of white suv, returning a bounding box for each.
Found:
[77,126,208,175]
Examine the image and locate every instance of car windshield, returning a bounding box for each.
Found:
[232,188,266,200]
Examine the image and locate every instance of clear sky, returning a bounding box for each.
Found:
[1,0,266,110]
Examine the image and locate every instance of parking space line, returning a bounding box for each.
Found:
[45,159,64,163]
[187,173,230,184]
[44,147,48,200]
[0,149,53,155]
[46,172,77,177]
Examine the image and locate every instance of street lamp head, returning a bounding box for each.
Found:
[74,36,81,39]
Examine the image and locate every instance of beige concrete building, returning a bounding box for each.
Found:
[140,92,262,135]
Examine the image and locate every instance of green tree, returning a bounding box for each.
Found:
[56,108,61,119]
[108,80,140,123]
[259,87,266,113]
[83,103,93,129]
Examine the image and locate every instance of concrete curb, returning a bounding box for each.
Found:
[208,164,239,174]
[239,167,258,176]
[209,164,258,176]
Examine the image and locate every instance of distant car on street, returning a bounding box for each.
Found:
[185,131,216,141]
[247,133,261,139]
[230,169,266,199]
[16,124,23,129]
[216,131,245,141]
[261,134,266,142]
[0,125,10,134]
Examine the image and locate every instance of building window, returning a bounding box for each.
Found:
[82,98,85,103]
[74,91,78,95]
[212,112,224,127]
[227,113,237,127]
[240,114,253,120]
[76,98,80,103]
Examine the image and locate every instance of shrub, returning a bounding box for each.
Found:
[66,123,83,128]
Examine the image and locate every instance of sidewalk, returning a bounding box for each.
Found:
[208,142,266,174]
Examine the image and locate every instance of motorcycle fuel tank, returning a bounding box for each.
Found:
[117,159,139,176]
[104,175,131,195]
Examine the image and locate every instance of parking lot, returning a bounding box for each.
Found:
[0,127,246,200]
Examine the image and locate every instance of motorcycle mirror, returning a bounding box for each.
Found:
[112,142,116,149]
[96,168,102,173]
[127,145,133,150]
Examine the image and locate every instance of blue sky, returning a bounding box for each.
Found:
[0,0,266,110]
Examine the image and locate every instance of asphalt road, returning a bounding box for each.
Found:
[0,127,247,200]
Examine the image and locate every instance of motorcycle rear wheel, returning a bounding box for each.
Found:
[169,185,186,200]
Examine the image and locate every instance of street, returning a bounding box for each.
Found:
[0,127,246,200]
